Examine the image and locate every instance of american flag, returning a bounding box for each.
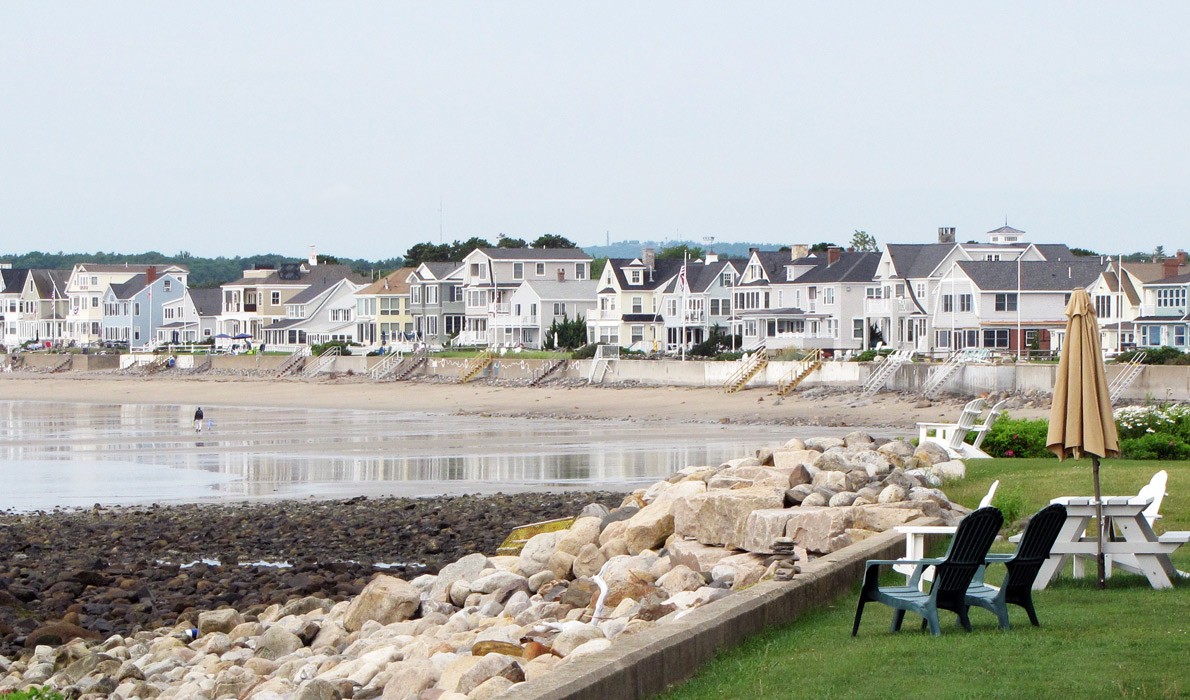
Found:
[677,263,689,295]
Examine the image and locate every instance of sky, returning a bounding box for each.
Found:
[2,3,1188,260]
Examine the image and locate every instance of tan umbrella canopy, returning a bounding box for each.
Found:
[1046,287,1119,588]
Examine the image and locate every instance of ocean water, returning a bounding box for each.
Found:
[0,401,899,511]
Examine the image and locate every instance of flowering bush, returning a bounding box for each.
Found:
[1114,404,1190,441]
[978,416,1053,458]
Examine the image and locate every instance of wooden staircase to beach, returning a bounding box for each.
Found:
[303,346,342,377]
[529,359,568,387]
[857,349,912,398]
[724,343,768,394]
[458,351,494,383]
[49,355,73,373]
[275,347,310,377]
[775,348,822,397]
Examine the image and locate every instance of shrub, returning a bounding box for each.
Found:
[2,689,66,700]
[570,343,600,360]
[309,340,355,357]
[1120,432,1190,460]
[1116,346,1190,365]
[1114,404,1190,441]
[851,348,894,363]
[978,415,1053,458]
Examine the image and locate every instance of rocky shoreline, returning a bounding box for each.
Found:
[0,492,622,661]
[0,432,977,699]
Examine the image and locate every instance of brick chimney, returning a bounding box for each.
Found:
[556,267,565,282]
[827,246,842,265]
[1163,256,1183,278]
[791,244,809,260]
[146,266,158,284]
[938,227,956,244]
[642,247,655,271]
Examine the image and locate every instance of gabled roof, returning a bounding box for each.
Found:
[189,288,222,317]
[109,274,148,300]
[286,276,359,306]
[956,259,1106,292]
[74,263,188,274]
[477,247,591,261]
[1122,261,1184,283]
[605,257,683,292]
[357,267,416,296]
[416,261,464,280]
[32,270,70,299]
[522,279,599,300]
[790,251,880,284]
[225,264,364,287]
[1,268,30,294]
[886,243,954,279]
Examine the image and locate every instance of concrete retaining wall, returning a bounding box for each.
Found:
[503,524,921,700]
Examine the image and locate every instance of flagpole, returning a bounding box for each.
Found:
[681,252,687,362]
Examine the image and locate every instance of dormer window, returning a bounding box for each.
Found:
[630,269,642,285]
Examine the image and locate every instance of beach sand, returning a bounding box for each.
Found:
[0,373,1049,428]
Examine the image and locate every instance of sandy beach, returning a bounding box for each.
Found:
[0,373,1049,428]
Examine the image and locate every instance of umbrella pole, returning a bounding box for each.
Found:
[1092,455,1106,590]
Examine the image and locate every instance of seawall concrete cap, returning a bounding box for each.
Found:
[502,515,942,700]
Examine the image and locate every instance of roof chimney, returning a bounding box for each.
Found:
[827,246,842,265]
[308,244,318,267]
[791,244,809,261]
[938,227,956,244]
[146,266,158,284]
[1163,256,1183,279]
[557,267,565,282]
[642,247,655,272]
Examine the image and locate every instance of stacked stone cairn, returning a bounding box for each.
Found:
[0,432,969,699]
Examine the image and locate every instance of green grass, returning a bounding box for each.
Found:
[657,458,1189,700]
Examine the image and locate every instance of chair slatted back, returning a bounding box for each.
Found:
[1138,470,1168,524]
[1002,503,1067,598]
[971,399,1008,450]
[948,399,986,450]
[932,506,1004,607]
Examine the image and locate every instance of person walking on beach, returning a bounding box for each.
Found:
[194,407,204,433]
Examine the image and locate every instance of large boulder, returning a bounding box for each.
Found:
[932,460,967,481]
[712,552,771,590]
[517,531,563,578]
[572,542,608,578]
[666,538,735,574]
[772,449,821,470]
[673,487,786,549]
[914,441,950,465]
[197,608,244,636]
[343,575,421,632]
[429,552,490,602]
[777,506,859,554]
[624,502,675,555]
[804,437,845,452]
[555,517,602,556]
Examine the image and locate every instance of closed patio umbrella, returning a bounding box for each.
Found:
[1046,287,1119,589]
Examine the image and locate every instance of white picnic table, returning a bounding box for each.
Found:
[1035,495,1189,590]
[893,525,959,590]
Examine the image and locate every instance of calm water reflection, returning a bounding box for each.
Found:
[0,401,897,510]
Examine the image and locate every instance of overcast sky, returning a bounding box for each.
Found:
[2,3,1188,260]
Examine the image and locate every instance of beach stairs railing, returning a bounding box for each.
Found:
[858,348,913,399]
[724,342,769,394]
[775,348,822,397]
[496,517,576,556]
[529,359,569,387]
[303,346,342,377]
[368,351,405,380]
[921,348,990,399]
[144,355,172,374]
[458,350,495,384]
[392,355,427,381]
[275,346,311,377]
[49,355,73,373]
[587,344,620,385]
[1109,351,1146,404]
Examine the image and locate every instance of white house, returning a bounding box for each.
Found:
[495,278,598,349]
[260,276,368,350]
[156,288,221,346]
[64,263,188,345]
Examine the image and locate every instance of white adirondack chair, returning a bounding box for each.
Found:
[916,399,985,457]
[969,399,1008,453]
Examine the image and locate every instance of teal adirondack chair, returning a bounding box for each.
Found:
[964,503,1067,628]
[852,506,1004,636]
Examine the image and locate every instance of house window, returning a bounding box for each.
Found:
[1175,325,1187,347]
[854,318,865,339]
[960,294,972,312]
[720,271,734,286]
[411,286,422,304]
[1095,295,1113,318]
[631,325,644,343]
[91,296,99,308]
[134,303,140,315]
[512,263,524,280]
[744,320,758,336]
[995,293,1018,312]
[1025,330,1039,347]
[575,264,586,280]
[942,295,953,313]
[630,270,642,285]
[666,298,678,315]
[1156,287,1187,308]
[553,302,565,315]
[426,286,439,304]
[535,263,545,276]
[1143,325,1161,346]
[986,254,1001,261]
[983,329,1010,348]
[163,280,171,292]
[469,263,481,278]
[631,296,643,314]
[915,283,925,298]
[936,329,952,348]
[865,287,883,299]
[823,287,835,305]
[271,291,280,305]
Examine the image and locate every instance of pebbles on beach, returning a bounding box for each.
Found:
[0,434,974,698]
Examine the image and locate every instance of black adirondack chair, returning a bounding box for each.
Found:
[852,506,1004,636]
[964,502,1067,628]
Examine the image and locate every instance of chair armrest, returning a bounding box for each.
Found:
[984,553,1014,562]
[866,557,944,569]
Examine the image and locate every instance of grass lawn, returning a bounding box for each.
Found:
[658,459,1189,700]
